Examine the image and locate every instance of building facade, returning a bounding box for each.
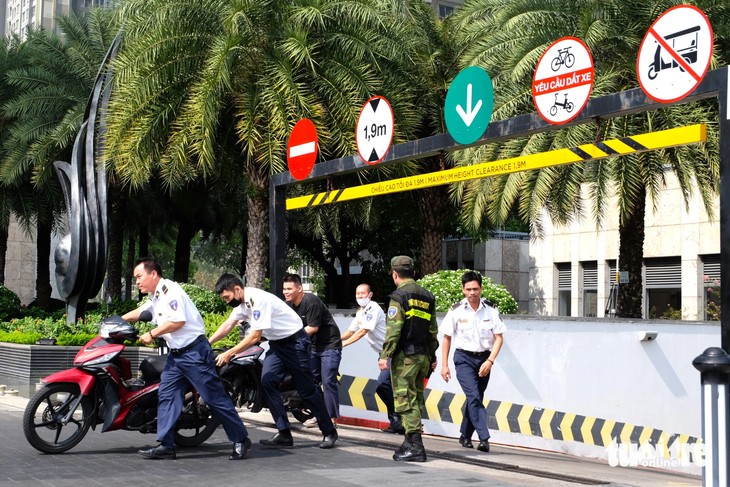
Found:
[3,0,108,38]
[529,171,720,320]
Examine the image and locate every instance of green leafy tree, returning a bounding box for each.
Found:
[0,9,121,309]
[108,0,417,291]
[451,0,728,318]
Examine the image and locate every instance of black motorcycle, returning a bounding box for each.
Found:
[216,324,314,424]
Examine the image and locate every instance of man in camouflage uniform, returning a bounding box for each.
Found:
[378,256,439,462]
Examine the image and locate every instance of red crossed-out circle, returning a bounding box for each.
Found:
[532,37,594,125]
[637,5,713,103]
[287,119,318,181]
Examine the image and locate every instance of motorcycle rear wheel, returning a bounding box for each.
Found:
[173,393,221,447]
[292,408,315,423]
[23,383,93,454]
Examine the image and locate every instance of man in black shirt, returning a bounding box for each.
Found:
[283,274,342,426]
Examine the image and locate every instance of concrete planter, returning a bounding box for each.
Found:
[0,342,158,382]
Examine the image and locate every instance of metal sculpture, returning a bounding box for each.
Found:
[53,33,121,324]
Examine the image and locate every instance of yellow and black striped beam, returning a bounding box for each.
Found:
[337,374,699,452]
[288,124,706,210]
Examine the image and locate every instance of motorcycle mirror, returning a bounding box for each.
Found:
[138,310,154,322]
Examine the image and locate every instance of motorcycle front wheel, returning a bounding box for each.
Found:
[23,383,93,454]
[173,393,221,447]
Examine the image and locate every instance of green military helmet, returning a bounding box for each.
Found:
[390,256,414,271]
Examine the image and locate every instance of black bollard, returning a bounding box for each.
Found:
[692,347,730,486]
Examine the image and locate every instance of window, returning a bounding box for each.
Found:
[438,5,454,18]
[703,255,720,320]
[557,263,571,316]
[645,257,681,319]
[582,262,597,317]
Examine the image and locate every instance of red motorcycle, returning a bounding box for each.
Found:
[22,312,220,453]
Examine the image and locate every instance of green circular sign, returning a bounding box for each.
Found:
[444,66,494,145]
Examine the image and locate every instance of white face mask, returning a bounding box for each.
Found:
[356,297,371,307]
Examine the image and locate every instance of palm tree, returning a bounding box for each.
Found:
[401,2,466,275]
[450,0,727,318]
[108,0,417,289]
[1,9,121,308]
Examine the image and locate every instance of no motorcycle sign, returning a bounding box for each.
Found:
[637,5,713,103]
[532,37,594,125]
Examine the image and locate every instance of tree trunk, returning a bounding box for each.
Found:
[335,251,352,308]
[125,232,136,300]
[137,216,148,298]
[239,224,248,278]
[173,218,196,282]
[138,215,149,258]
[420,184,448,276]
[0,224,8,286]
[35,219,52,311]
[616,186,646,318]
[106,180,126,301]
[246,173,269,289]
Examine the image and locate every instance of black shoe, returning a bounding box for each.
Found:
[139,445,176,460]
[477,439,490,452]
[260,430,294,448]
[319,428,338,449]
[393,433,426,462]
[229,437,251,460]
[381,424,406,435]
[459,435,473,449]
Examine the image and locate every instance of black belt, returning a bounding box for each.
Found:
[271,328,307,345]
[171,335,206,355]
[456,348,490,357]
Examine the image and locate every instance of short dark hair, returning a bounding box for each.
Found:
[462,271,482,287]
[215,273,243,294]
[283,274,302,286]
[393,268,415,279]
[358,283,372,294]
[135,257,162,276]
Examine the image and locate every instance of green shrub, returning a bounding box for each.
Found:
[139,282,226,315]
[56,334,97,346]
[203,312,240,349]
[107,298,143,317]
[418,270,518,314]
[0,286,21,321]
[0,331,42,344]
[0,313,104,338]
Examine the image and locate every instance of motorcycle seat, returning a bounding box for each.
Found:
[140,355,167,383]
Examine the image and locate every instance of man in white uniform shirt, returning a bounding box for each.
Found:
[341,283,404,434]
[122,259,250,460]
[440,271,506,453]
[212,274,338,449]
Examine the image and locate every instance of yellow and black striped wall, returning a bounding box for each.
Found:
[337,374,699,451]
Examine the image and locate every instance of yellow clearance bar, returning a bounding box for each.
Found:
[286,124,706,210]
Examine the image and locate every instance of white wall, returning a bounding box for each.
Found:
[332,311,720,473]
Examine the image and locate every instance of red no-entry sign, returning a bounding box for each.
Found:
[287,119,318,180]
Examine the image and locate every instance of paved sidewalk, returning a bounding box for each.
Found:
[240,410,700,487]
[1,393,702,487]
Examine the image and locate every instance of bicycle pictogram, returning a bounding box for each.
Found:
[551,47,575,72]
[549,93,574,117]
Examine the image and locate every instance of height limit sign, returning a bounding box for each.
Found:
[356,96,394,165]
[637,5,713,103]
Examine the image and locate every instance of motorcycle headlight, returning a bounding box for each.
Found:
[83,350,121,366]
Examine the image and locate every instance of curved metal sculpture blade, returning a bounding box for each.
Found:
[54,32,121,324]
